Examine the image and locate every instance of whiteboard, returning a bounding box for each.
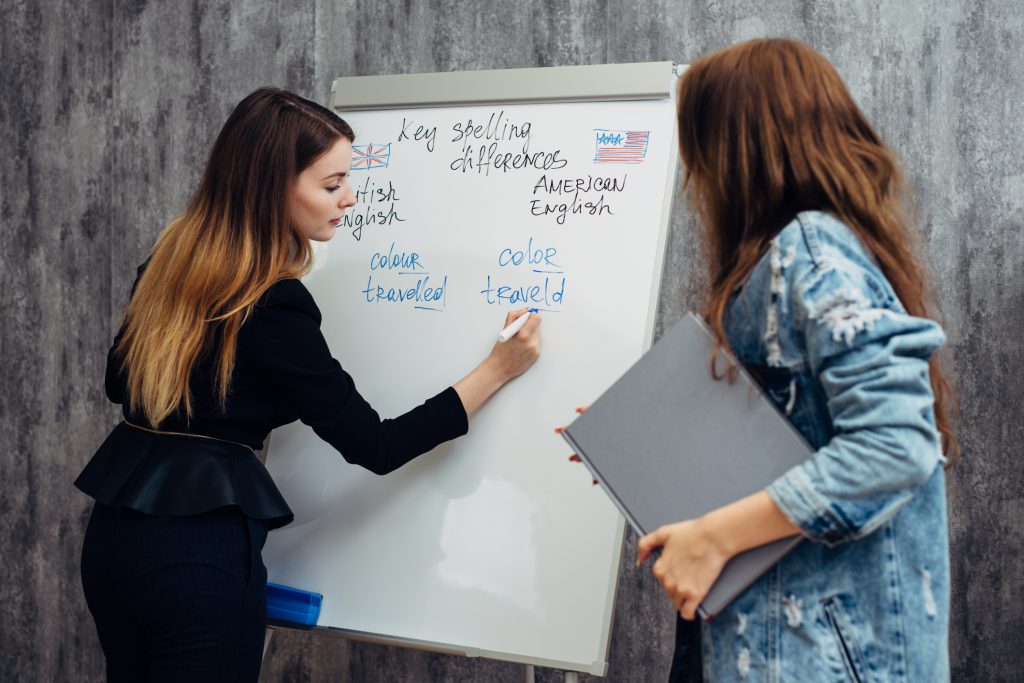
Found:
[263,63,680,675]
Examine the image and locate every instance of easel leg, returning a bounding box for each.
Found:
[262,626,275,664]
[524,665,579,681]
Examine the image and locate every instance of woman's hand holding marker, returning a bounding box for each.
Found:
[489,308,542,379]
[453,308,540,416]
[497,307,538,342]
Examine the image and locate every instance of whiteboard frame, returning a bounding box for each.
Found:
[273,61,683,677]
[329,61,676,111]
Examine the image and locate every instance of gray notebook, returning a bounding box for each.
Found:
[561,313,813,619]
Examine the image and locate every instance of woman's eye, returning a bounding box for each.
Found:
[326,184,341,193]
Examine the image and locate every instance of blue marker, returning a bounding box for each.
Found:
[497,308,538,342]
[266,583,322,629]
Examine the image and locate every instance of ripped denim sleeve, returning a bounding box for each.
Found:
[765,258,947,546]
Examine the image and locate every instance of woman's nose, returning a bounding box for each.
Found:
[341,188,356,208]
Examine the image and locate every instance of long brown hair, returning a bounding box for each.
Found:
[677,38,958,462]
[116,88,355,427]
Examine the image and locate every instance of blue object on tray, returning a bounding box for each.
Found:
[266,582,322,628]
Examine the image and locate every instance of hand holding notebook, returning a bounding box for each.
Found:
[561,313,813,619]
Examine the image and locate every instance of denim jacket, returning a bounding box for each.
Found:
[704,211,949,682]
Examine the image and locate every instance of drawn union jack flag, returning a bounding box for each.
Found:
[593,129,650,164]
[352,143,391,170]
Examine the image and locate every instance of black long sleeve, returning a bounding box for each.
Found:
[80,272,469,528]
[103,272,468,471]
[241,278,468,474]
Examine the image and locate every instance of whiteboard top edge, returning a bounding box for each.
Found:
[330,61,679,111]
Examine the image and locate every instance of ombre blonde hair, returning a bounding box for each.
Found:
[116,88,354,427]
[677,39,958,462]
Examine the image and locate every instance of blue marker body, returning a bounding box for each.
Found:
[266,583,322,629]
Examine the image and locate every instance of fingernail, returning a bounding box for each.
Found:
[554,426,565,433]
[592,479,599,486]
[568,454,582,462]
[575,407,586,414]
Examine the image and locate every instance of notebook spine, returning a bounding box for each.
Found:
[561,430,646,537]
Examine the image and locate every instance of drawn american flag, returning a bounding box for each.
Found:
[352,143,391,170]
[593,129,650,164]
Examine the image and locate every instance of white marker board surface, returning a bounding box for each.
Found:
[263,63,680,675]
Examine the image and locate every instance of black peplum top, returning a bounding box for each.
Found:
[75,266,469,529]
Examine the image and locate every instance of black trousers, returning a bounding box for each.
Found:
[81,502,269,682]
[669,613,703,682]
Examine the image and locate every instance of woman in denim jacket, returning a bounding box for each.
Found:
[636,39,958,682]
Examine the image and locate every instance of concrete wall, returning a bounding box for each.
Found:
[2,1,1021,680]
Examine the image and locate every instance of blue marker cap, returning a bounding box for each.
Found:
[266,582,322,629]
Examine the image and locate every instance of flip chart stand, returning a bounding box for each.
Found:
[262,59,683,678]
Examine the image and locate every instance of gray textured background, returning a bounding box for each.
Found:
[2,1,1021,681]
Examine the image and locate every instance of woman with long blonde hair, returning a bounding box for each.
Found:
[636,40,956,681]
[76,88,541,681]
